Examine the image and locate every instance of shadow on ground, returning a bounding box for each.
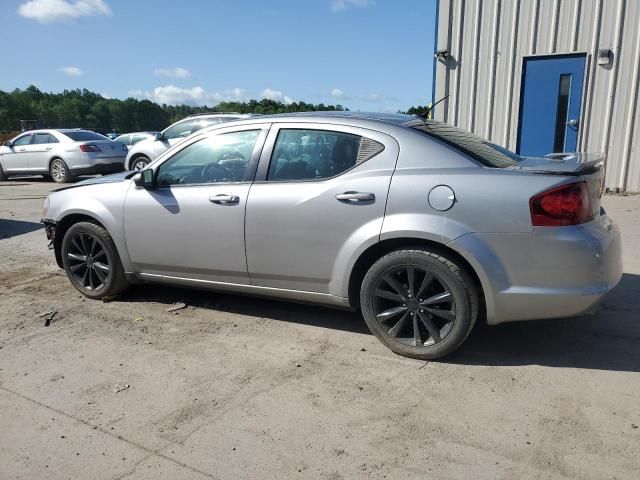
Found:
[0,219,42,239]
[121,273,639,372]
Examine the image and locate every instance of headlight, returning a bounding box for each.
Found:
[42,196,50,219]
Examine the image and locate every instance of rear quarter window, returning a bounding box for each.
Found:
[411,122,522,168]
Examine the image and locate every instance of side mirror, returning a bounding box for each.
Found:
[154,132,163,141]
[3,141,12,147]
[134,169,155,189]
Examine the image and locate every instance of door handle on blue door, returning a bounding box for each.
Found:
[209,194,239,204]
[335,192,375,202]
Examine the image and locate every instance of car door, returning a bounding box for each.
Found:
[1,133,33,172]
[123,124,269,285]
[245,123,399,295]
[30,132,58,172]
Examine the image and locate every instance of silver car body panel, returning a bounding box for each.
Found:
[44,113,623,324]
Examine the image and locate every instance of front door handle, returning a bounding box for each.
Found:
[335,191,375,202]
[209,194,239,204]
[45,147,52,151]
[17,148,26,152]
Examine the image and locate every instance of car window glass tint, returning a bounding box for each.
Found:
[64,131,108,141]
[267,129,381,181]
[163,120,196,140]
[13,134,32,146]
[412,121,522,168]
[132,135,147,144]
[115,135,129,144]
[157,130,260,186]
[48,134,59,143]
[33,133,50,144]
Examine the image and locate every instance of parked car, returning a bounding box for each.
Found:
[124,112,253,171]
[41,112,622,359]
[114,132,159,147]
[0,129,127,183]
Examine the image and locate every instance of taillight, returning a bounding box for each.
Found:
[530,181,592,226]
[79,144,100,152]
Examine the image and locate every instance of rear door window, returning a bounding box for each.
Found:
[33,133,53,144]
[267,129,384,181]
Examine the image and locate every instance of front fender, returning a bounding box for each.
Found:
[49,184,133,272]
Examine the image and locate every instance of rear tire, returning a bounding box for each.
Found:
[61,222,128,299]
[50,158,73,183]
[130,156,150,171]
[360,248,478,360]
[0,164,7,181]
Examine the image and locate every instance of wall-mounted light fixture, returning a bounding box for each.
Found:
[597,48,614,67]
[434,49,450,62]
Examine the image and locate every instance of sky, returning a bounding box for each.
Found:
[0,0,437,112]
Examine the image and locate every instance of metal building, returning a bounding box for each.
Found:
[433,0,640,191]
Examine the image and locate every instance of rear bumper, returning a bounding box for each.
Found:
[70,162,124,176]
[450,214,623,325]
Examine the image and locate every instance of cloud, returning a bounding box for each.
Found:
[129,85,249,106]
[154,67,191,79]
[261,88,293,104]
[331,88,345,98]
[60,66,83,76]
[18,0,112,23]
[330,0,371,12]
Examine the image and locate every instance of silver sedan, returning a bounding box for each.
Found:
[0,129,127,183]
[41,112,622,359]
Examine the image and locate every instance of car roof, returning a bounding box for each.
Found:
[194,111,424,137]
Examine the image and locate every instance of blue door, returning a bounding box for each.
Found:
[517,55,586,157]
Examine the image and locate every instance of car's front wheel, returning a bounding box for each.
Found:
[50,158,73,183]
[130,156,150,171]
[360,248,478,360]
[0,163,7,181]
[61,222,128,299]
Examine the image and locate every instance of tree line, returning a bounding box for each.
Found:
[0,86,432,134]
[0,86,350,134]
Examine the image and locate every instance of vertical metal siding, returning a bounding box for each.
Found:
[435,0,640,191]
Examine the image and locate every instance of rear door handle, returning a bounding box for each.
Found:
[209,194,239,204]
[335,192,375,202]
[17,148,26,152]
[45,147,52,151]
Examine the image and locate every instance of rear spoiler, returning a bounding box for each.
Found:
[509,153,605,176]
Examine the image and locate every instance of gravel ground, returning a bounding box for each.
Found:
[1,178,639,479]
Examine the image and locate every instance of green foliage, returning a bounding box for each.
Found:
[0,86,350,133]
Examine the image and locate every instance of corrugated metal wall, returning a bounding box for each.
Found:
[434,0,640,191]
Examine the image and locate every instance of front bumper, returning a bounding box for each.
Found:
[450,214,623,325]
[70,162,124,176]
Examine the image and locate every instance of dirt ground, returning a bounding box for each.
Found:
[1,178,639,480]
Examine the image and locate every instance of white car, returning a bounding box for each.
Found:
[125,113,253,170]
[0,129,127,183]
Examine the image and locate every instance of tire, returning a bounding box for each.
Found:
[61,222,128,299]
[0,163,7,181]
[130,156,150,171]
[360,249,478,360]
[50,158,73,183]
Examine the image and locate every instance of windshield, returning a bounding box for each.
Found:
[412,121,522,168]
[64,131,109,142]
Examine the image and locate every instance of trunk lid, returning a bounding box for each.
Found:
[80,140,126,158]
[512,153,605,219]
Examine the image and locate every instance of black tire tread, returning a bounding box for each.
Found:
[61,222,128,299]
[360,248,479,360]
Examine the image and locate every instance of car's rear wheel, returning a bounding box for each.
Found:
[0,164,7,181]
[61,222,128,299]
[50,158,73,183]
[130,156,150,171]
[360,249,478,360]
